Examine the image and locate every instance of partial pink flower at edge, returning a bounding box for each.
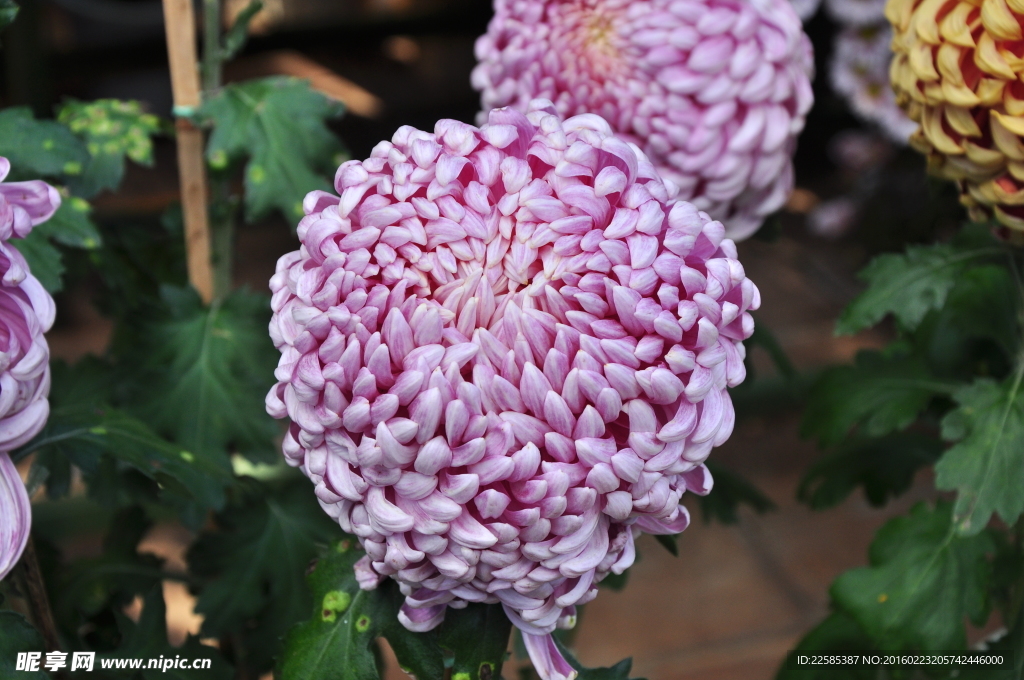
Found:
[267,101,759,679]
[472,0,814,241]
[0,155,59,581]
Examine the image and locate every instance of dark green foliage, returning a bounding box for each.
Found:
[279,540,513,680]
[802,350,955,447]
[0,107,88,179]
[836,227,1001,335]
[831,502,993,652]
[93,588,233,679]
[198,77,346,222]
[697,460,776,524]
[14,360,233,516]
[654,534,678,556]
[438,602,513,680]
[775,611,876,680]
[798,433,942,510]
[121,286,281,467]
[554,637,644,680]
[13,228,64,292]
[188,478,345,674]
[0,612,49,680]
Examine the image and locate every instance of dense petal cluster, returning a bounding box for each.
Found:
[267,101,758,675]
[471,0,814,241]
[889,0,1024,232]
[831,24,917,143]
[0,156,59,581]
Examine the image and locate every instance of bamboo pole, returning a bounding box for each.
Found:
[162,0,215,304]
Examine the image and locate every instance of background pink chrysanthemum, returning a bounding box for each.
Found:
[267,100,758,678]
[0,156,60,581]
[471,0,814,241]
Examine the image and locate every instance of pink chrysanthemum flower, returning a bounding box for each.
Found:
[267,101,758,679]
[829,24,916,144]
[0,156,59,581]
[471,0,814,241]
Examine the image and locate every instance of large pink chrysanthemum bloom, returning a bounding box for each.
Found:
[0,156,59,581]
[471,0,814,241]
[267,100,758,680]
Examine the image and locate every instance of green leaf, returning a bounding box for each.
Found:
[439,603,513,680]
[936,375,1024,536]
[0,107,89,179]
[0,612,48,680]
[0,0,19,35]
[198,77,345,222]
[16,398,233,514]
[189,479,344,673]
[278,540,446,680]
[696,460,775,524]
[128,286,280,465]
[775,611,876,680]
[801,351,955,448]
[38,195,102,248]
[52,507,165,624]
[798,433,943,510]
[837,229,1001,335]
[554,638,642,680]
[653,534,678,556]
[221,0,263,61]
[58,99,162,198]
[98,587,233,679]
[11,228,64,292]
[831,502,993,651]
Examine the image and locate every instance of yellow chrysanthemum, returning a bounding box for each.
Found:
[888,0,1024,233]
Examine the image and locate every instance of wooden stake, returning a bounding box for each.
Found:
[162,0,215,304]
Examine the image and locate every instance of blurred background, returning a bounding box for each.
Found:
[4,0,972,677]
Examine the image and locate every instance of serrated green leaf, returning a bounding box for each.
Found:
[831,502,993,651]
[37,195,102,248]
[15,389,233,514]
[0,107,89,179]
[439,602,513,680]
[97,587,233,679]
[775,611,876,680]
[697,460,775,525]
[554,638,642,680]
[801,351,956,448]
[837,231,1001,335]
[12,228,64,292]
[189,479,344,673]
[58,99,162,198]
[0,612,49,680]
[798,433,943,510]
[198,77,345,222]
[936,375,1024,536]
[278,541,445,680]
[127,286,280,466]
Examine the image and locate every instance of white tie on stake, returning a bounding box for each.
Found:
[161,0,215,304]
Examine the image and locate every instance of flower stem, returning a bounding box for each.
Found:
[19,537,60,653]
[202,0,222,93]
